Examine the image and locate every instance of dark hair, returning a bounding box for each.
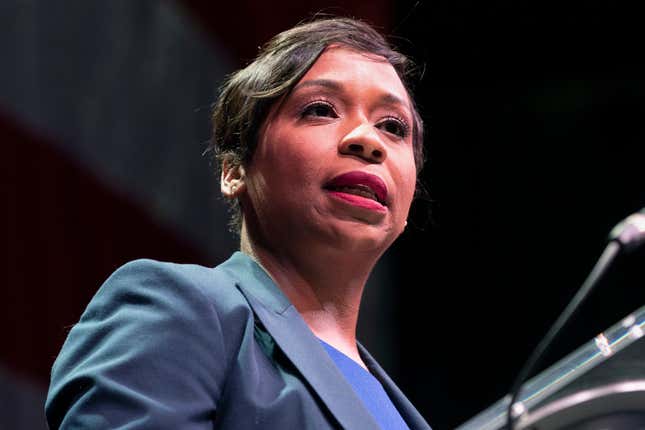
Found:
[209,17,425,233]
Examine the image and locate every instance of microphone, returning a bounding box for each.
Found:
[609,208,645,252]
[506,207,645,430]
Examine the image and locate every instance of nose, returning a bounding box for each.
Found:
[338,123,387,163]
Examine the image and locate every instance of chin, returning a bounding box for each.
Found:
[324,218,399,255]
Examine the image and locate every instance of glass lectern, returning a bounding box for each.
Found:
[457,305,645,429]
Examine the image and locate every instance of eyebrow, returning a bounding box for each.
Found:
[292,78,343,94]
[292,78,411,115]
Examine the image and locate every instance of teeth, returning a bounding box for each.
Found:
[334,185,378,202]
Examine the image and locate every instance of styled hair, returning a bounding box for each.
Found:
[209,17,425,233]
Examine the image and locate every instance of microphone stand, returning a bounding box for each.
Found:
[505,209,645,429]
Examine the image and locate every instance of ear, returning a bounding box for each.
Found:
[221,160,247,198]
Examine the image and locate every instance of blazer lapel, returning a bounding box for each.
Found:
[223,252,380,429]
[359,344,432,430]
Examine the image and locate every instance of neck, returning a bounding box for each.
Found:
[240,221,380,365]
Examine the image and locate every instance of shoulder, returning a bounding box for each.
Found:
[106,257,238,296]
[46,257,254,428]
[53,257,255,373]
[70,257,255,365]
[88,257,250,320]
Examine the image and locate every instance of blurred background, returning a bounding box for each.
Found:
[2,1,644,429]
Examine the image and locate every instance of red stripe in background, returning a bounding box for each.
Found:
[1,111,209,385]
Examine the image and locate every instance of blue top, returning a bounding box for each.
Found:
[320,340,411,430]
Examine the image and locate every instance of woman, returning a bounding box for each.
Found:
[46,17,431,429]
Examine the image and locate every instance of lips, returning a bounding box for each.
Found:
[324,171,388,207]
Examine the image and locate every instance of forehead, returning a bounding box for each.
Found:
[295,46,412,108]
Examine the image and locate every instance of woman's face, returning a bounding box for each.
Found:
[242,46,418,255]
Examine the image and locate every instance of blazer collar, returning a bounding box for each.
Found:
[220,252,381,429]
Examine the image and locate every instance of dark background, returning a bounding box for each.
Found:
[391,1,645,427]
[2,1,644,429]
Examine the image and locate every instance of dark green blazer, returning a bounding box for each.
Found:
[46,252,431,429]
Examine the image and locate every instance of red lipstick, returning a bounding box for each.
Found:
[324,171,388,211]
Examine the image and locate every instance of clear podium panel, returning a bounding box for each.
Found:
[456,305,645,430]
[519,380,645,429]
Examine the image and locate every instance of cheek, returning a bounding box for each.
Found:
[266,128,332,177]
[392,155,418,218]
[250,128,327,197]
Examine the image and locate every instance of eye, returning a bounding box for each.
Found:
[378,117,410,139]
[301,101,338,118]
